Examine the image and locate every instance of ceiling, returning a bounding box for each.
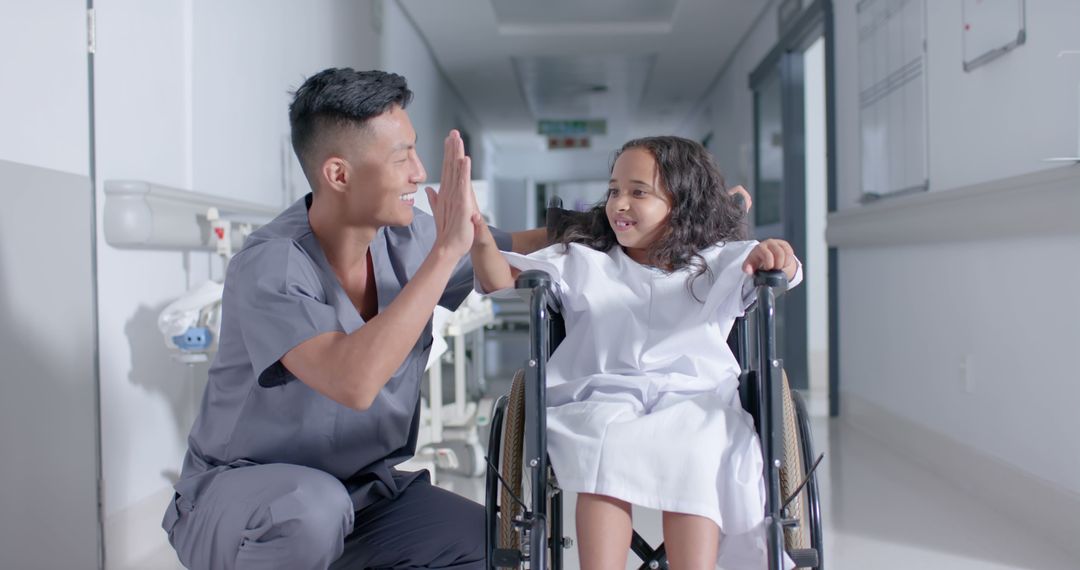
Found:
[398,0,770,150]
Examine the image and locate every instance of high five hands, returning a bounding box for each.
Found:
[426,130,485,257]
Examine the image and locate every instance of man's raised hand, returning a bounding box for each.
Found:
[426,130,476,257]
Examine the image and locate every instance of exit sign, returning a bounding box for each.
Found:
[548,137,591,150]
[537,119,606,136]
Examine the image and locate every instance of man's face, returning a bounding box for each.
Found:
[345,105,426,227]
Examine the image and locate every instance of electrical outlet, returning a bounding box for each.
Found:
[960,354,975,394]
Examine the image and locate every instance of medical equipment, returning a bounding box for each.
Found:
[103,180,278,251]
[157,280,224,363]
[413,293,497,478]
[104,180,279,362]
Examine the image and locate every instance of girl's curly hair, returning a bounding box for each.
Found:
[556,136,747,296]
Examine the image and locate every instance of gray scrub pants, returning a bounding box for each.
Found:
[167,464,484,569]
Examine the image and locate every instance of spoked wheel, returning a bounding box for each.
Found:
[486,369,527,565]
[498,371,527,561]
[779,371,824,569]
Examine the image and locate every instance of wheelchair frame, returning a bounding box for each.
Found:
[485,268,824,570]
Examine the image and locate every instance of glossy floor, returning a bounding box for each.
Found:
[443,405,1075,570]
[138,404,1074,569]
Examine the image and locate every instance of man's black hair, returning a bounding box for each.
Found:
[288,68,413,179]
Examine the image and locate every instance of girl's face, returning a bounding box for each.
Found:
[605,147,673,265]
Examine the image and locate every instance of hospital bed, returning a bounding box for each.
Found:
[484,205,825,570]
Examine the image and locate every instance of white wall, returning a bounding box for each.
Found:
[191,1,380,205]
[0,1,90,176]
[381,0,486,192]
[829,0,1080,496]
[685,0,1080,522]
[679,6,778,188]
[93,1,382,566]
[95,4,197,546]
[924,1,1078,194]
[495,147,615,183]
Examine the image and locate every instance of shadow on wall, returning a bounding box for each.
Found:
[124,301,211,485]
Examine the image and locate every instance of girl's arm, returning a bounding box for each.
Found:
[470,214,520,292]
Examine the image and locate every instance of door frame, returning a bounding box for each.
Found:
[749,0,839,416]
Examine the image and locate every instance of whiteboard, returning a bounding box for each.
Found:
[857,0,928,199]
[962,0,1026,72]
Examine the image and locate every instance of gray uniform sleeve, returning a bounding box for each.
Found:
[227,241,341,387]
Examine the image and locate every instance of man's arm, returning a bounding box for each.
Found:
[280,247,465,410]
[281,132,475,411]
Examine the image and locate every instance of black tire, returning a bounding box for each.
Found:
[486,394,507,569]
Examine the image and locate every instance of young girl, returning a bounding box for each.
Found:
[470,136,800,569]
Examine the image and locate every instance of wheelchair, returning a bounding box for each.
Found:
[484,208,825,570]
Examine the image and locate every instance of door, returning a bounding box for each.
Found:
[752,54,810,393]
[749,1,836,416]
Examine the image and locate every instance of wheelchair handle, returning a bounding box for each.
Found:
[753,269,788,288]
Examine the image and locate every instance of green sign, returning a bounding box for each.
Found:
[537,119,607,136]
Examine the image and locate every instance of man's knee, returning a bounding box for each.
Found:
[172,464,353,570]
[437,493,485,565]
[238,468,353,565]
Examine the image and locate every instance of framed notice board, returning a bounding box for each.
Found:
[857,0,929,199]
[963,0,1026,72]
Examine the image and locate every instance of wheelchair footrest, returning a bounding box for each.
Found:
[492,548,523,567]
[787,547,819,568]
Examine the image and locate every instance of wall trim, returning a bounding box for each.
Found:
[841,391,1080,559]
[826,164,1080,247]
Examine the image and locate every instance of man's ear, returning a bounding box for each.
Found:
[321,157,349,193]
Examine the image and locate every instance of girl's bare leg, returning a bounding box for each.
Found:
[576,493,633,570]
[662,511,720,570]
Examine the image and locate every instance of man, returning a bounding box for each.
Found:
[162,68,543,569]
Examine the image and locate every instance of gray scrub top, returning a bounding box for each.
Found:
[171,193,512,515]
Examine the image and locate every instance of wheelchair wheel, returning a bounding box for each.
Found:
[779,371,824,569]
[779,371,809,550]
[498,370,527,552]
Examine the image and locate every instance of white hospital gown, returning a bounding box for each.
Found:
[499,241,801,569]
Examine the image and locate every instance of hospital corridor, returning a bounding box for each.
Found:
[2,1,1078,569]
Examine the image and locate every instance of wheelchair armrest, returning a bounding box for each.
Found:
[515,269,554,291]
[514,269,563,315]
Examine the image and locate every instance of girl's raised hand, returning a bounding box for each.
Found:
[743,239,799,280]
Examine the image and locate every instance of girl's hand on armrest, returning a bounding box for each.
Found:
[743,239,799,281]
